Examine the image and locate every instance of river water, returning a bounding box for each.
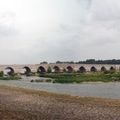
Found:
[0,79,120,99]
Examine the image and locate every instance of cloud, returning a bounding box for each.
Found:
[90,0,120,21]
[0,0,120,64]
[0,12,18,38]
[76,0,92,9]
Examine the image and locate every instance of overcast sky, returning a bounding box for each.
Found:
[0,0,120,64]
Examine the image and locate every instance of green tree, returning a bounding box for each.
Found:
[47,66,52,73]
[63,68,66,73]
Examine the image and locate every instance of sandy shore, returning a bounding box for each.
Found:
[0,86,120,120]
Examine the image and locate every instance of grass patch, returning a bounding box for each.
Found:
[39,72,120,83]
[0,76,21,80]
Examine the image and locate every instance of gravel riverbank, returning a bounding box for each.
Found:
[0,85,120,120]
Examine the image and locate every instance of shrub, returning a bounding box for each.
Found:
[0,71,3,77]
[47,66,52,73]
[63,68,66,73]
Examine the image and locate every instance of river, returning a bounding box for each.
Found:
[0,79,120,99]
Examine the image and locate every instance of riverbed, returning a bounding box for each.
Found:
[1,86,120,120]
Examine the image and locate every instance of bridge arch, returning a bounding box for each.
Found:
[53,66,60,73]
[79,66,86,73]
[66,66,73,73]
[90,66,97,72]
[23,66,31,75]
[37,66,46,73]
[110,66,115,71]
[5,67,14,75]
[101,66,106,72]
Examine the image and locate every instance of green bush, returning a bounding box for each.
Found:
[0,71,3,77]
[47,66,52,73]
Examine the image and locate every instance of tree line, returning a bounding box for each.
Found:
[40,59,120,64]
[77,59,120,64]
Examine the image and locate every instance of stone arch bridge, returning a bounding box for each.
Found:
[1,64,120,75]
